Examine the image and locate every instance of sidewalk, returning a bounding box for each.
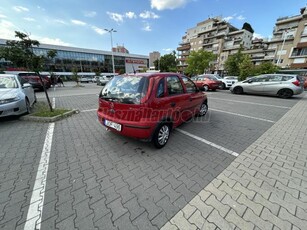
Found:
[162,94,307,230]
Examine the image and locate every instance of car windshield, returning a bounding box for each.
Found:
[100,75,149,104]
[0,77,18,89]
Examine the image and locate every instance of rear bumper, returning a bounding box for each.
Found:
[97,110,156,140]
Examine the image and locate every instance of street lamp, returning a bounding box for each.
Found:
[104,28,117,73]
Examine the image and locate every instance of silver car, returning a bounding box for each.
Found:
[0,74,36,117]
[230,74,304,98]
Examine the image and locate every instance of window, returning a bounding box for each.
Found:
[167,76,184,95]
[156,79,165,98]
[182,76,197,93]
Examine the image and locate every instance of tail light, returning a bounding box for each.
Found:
[292,80,300,87]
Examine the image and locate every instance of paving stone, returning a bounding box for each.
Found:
[225,209,254,230]
[243,208,273,230]
[260,207,291,230]
[278,207,307,230]
[207,209,235,230]
[171,210,197,230]
[132,211,157,230]
[205,194,230,217]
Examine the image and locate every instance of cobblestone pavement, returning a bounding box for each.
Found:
[162,94,307,230]
[0,83,305,230]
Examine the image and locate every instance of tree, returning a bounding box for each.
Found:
[242,22,254,34]
[154,51,177,72]
[185,50,217,76]
[224,47,245,76]
[0,31,54,111]
[254,62,279,75]
[239,55,254,80]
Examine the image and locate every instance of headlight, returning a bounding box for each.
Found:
[0,96,21,104]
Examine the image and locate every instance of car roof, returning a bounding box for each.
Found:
[0,74,17,78]
[124,72,182,78]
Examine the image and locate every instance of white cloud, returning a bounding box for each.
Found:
[0,20,16,39]
[253,33,264,39]
[71,19,87,26]
[163,48,173,52]
[23,17,35,22]
[107,12,124,23]
[139,11,160,19]
[142,22,152,31]
[0,14,7,18]
[236,15,245,20]
[125,12,137,19]
[91,26,106,35]
[37,5,45,11]
[37,37,71,46]
[223,16,233,22]
[12,6,29,12]
[54,19,67,25]
[84,11,97,17]
[150,0,190,10]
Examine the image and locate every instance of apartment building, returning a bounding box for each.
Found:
[177,17,253,74]
[149,51,161,68]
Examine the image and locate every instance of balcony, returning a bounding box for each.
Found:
[296,42,307,48]
[177,44,191,51]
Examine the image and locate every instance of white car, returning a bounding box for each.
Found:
[215,75,238,89]
[0,74,36,117]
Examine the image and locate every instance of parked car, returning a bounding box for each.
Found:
[303,76,307,90]
[215,75,238,89]
[0,74,36,117]
[18,72,50,90]
[230,74,304,98]
[97,73,208,148]
[97,75,114,86]
[80,76,91,83]
[192,74,222,91]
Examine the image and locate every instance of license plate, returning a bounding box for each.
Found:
[104,119,122,131]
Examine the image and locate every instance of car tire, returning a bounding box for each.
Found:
[25,98,31,114]
[197,102,208,117]
[233,86,243,94]
[34,94,37,103]
[278,89,293,99]
[203,85,209,91]
[152,123,171,149]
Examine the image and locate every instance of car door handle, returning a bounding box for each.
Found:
[170,102,176,107]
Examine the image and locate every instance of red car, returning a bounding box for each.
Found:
[192,74,222,91]
[97,73,208,148]
[18,72,50,90]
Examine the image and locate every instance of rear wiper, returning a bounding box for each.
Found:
[101,97,120,102]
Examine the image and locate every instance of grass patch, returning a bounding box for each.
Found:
[32,102,71,117]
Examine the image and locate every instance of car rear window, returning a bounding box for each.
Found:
[100,75,149,104]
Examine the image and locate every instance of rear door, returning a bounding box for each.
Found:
[261,75,283,95]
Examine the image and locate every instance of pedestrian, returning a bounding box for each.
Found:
[57,76,65,87]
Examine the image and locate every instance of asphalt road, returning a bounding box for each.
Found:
[0,82,305,230]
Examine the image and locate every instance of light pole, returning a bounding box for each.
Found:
[104,28,117,73]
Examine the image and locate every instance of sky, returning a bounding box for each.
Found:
[0,0,305,56]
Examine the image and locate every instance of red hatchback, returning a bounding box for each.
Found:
[193,74,222,91]
[97,73,208,148]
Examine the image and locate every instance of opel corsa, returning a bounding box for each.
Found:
[97,73,208,148]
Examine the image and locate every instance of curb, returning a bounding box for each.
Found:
[19,109,79,123]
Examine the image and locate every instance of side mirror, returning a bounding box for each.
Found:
[22,83,31,88]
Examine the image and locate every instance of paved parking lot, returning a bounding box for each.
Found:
[0,82,305,229]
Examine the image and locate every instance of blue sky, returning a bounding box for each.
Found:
[0,0,305,56]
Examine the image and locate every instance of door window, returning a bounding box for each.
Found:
[167,76,184,95]
[156,79,165,98]
[182,76,197,93]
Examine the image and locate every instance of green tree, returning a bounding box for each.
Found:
[185,50,217,76]
[154,51,177,72]
[242,22,254,34]
[239,55,254,80]
[224,47,245,76]
[254,62,279,75]
[0,31,54,111]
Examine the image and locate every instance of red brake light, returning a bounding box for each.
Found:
[292,80,300,87]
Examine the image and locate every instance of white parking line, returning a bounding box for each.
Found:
[52,97,55,109]
[210,108,275,123]
[209,97,291,109]
[23,123,55,230]
[81,108,97,112]
[176,129,239,157]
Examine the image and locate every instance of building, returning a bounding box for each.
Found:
[177,17,253,74]
[0,39,148,74]
[149,51,161,68]
[112,45,129,54]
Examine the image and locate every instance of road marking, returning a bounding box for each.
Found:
[52,97,55,109]
[209,97,291,109]
[210,108,275,123]
[81,108,97,112]
[23,123,55,230]
[176,129,239,157]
